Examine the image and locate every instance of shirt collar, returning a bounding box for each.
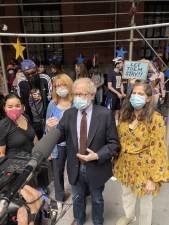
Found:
[79,103,93,116]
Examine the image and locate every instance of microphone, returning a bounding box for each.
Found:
[0,128,62,219]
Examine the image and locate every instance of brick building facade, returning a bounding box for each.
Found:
[0,0,169,66]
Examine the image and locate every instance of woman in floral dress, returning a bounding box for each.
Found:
[114,81,169,225]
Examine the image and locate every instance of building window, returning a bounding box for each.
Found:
[142,1,169,59]
[22,0,63,64]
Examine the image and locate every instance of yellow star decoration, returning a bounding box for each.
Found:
[12,38,26,60]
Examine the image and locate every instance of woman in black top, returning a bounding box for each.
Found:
[0,94,37,157]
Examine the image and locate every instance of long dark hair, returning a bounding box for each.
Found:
[119,81,155,123]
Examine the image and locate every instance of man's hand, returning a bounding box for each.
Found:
[76,148,99,162]
[17,185,42,225]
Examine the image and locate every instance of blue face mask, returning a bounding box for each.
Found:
[73,96,91,110]
[130,94,146,109]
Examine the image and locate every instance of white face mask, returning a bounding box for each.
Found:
[56,86,69,97]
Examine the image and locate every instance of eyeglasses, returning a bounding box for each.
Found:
[73,93,91,97]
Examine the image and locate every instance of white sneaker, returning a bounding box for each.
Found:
[116,216,136,225]
[110,176,117,181]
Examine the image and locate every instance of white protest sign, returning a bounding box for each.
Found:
[123,60,148,80]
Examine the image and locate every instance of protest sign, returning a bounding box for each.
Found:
[123,60,148,80]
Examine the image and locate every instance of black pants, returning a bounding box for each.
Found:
[52,145,67,202]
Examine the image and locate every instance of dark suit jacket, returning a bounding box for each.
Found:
[58,104,120,189]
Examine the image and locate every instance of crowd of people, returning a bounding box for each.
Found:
[0,54,169,225]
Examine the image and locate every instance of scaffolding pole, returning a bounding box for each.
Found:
[136,29,169,68]
[129,1,135,60]
[0,38,8,95]
[1,22,169,38]
[114,0,117,58]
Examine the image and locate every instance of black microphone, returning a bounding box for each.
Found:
[0,128,62,219]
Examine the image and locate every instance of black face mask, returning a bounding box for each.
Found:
[26,73,41,90]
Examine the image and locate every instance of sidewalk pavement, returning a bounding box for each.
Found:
[56,179,169,225]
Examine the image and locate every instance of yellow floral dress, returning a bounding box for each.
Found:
[114,112,169,196]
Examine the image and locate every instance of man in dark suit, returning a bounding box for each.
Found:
[47,78,120,225]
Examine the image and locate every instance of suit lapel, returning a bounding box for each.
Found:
[71,109,78,151]
[87,105,98,147]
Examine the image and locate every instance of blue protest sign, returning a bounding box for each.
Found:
[123,60,148,80]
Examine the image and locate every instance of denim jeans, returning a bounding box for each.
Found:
[72,164,104,225]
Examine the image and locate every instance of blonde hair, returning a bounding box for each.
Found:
[73,78,97,94]
[52,74,73,104]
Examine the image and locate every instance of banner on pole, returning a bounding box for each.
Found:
[123,60,148,80]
